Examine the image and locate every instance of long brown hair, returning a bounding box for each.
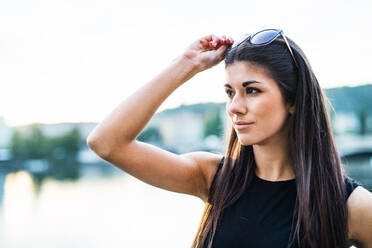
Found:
[191,35,348,247]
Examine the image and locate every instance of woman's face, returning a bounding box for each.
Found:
[225,61,294,146]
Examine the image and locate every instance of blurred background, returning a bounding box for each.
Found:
[1,0,371,247]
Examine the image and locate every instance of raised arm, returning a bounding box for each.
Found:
[86,34,232,202]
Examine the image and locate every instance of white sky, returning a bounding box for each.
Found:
[1,0,371,126]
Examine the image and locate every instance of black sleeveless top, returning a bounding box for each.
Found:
[203,157,363,248]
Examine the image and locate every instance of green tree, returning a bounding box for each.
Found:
[9,125,85,182]
[10,124,50,159]
[45,127,83,181]
[10,125,83,161]
[51,127,83,160]
[204,106,223,138]
[10,130,26,158]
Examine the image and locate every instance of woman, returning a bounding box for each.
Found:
[86,29,372,247]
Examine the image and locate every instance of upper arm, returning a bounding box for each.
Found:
[89,140,223,202]
[347,186,372,247]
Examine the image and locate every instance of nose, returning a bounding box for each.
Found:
[227,93,248,116]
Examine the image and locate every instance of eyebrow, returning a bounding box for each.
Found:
[224,80,263,88]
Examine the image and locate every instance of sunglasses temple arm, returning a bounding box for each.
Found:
[282,34,299,68]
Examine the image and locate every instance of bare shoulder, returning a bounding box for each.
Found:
[347,186,372,246]
[182,151,223,202]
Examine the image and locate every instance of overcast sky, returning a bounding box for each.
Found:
[1,0,371,126]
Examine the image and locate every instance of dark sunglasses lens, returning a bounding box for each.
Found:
[250,30,280,45]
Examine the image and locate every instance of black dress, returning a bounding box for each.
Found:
[203,157,363,248]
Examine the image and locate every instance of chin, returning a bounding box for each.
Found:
[236,135,259,146]
[236,130,272,146]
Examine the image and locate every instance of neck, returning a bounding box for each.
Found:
[252,127,295,182]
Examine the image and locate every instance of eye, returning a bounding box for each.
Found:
[246,87,261,95]
[225,89,234,98]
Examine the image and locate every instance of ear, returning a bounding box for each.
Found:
[287,103,295,115]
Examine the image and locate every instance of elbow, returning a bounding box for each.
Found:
[86,135,112,159]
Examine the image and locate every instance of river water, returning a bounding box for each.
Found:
[0,168,205,248]
[0,153,370,248]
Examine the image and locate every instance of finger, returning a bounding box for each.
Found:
[200,38,209,47]
[215,43,229,60]
[221,35,226,43]
[200,34,215,43]
[210,34,222,47]
[198,35,213,48]
[214,38,233,50]
[198,35,218,49]
[209,41,218,48]
[214,35,232,47]
[199,37,215,50]
[202,34,229,41]
[201,34,229,48]
[226,37,234,45]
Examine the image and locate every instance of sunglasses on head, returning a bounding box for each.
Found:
[229,29,299,68]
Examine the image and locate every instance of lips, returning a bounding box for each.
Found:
[234,120,254,125]
[234,121,254,131]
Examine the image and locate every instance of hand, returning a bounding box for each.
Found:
[182,34,234,73]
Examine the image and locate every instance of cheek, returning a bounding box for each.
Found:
[254,95,288,125]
